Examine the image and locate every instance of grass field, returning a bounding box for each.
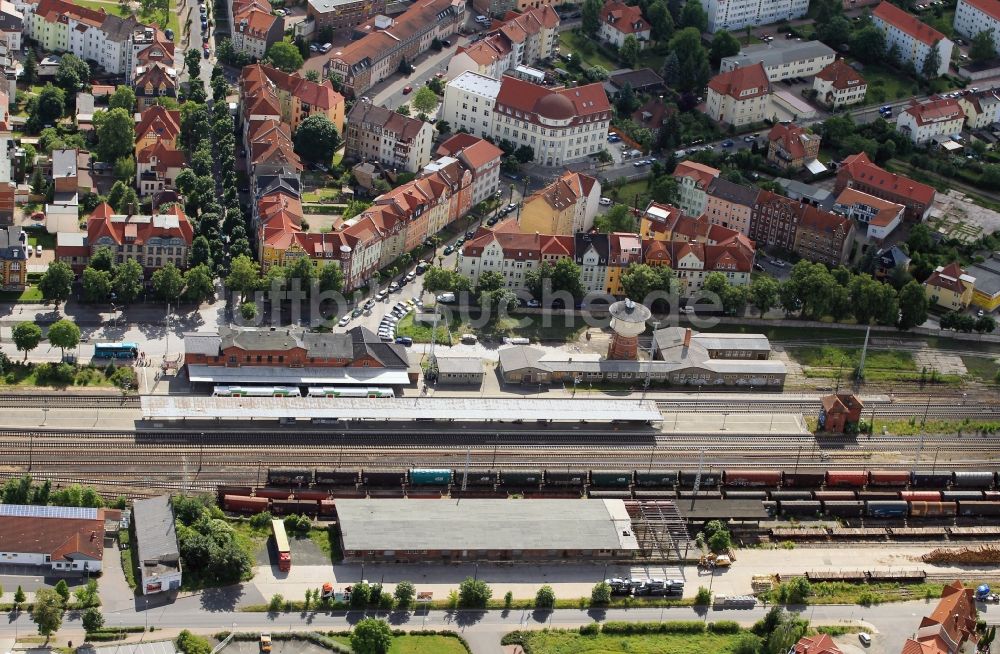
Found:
[858,63,920,103]
[606,179,652,209]
[0,286,43,302]
[330,635,467,653]
[306,525,342,563]
[961,355,1000,382]
[787,345,916,371]
[73,0,180,39]
[513,631,745,654]
[558,31,618,71]
[396,311,586,344]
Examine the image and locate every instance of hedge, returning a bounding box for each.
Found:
[219,629,471,653]
[708,621,741,634]
[602,621,706,635]
[84,633,127,642]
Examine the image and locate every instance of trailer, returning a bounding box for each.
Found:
[271,519,291,572]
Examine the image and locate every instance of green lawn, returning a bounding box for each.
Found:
[119,528,137,590]
[397,311,586,344]
[558,31,618,71]
[606,179,653,208]
[787,345,916,371]
[396,313,452,345]
[26,232,56,249]
[961,355,1000,382]
[73,0,180,39]
[329,635,466,653]
[306,525,342,563]
[514,631,746,654]
[858,63,920,104]
[0,286,43,302]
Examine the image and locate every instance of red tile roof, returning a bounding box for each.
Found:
[768,122,819,160]
[961,0,1000,22]
[329,0,458,67]
[815,59,866,90]
[840,152,936,207]
[241,64,344,112]
[792,634,842,654]
[873,1,946,47]
[135,105,181,143]
[436,134,504,170]
[134,62,176,93]
[136,140,186,173]
[673,161,720,190]
[835,187,904,227]
[925,262,971,295]
[86,203,193,246]
[456,34,512,66]
[233,6,279,38]
[902,97,965,126]
[527,170,598,212]
[708,63,769,100]
[462,230,546,259]
[0,512,106,563]
[494,75,611,125]
[600,0,650,34]
[497,5,559,43]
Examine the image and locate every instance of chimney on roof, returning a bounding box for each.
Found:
[683,328,691,348]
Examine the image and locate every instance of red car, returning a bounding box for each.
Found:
[402,85,413,94]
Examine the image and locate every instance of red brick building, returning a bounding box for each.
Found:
[819,393,864,433]
[835,152,935,221]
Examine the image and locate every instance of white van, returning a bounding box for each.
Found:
[319,42,333,53]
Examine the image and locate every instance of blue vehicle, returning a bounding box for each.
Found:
[93,342,139,359]
[879,105,893,117]
[409,469,453,486]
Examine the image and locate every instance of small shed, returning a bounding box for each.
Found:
[434,356,484,386]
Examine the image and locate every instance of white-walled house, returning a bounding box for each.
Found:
[872,1,953,78]
[896,97,965,143]
[0,504,116,574]
[955,0,1000,56]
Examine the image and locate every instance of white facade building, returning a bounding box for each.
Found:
[896,97,965,143]
[705,63,771,127]
[954,0,1000,56]
[872,1,953,78]
[719,40,835,81]
[0,504,111,574]
[704,0,808,33]
[442,71,502,139]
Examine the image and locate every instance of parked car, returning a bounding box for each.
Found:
[337,315,350,327]
[395,336,413,346]
[364,299,375,310]
[443,245,454,255]
[858,633,871,646]
[599,197,612,206]
[389,281,399,292]
[527,299,541,308]
[403,86,413,94]
[721,139,733,147]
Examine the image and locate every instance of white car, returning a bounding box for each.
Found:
[858,633,871,646]
[35,244,42,255]
[337,315,350,327]
[599,197,612,206]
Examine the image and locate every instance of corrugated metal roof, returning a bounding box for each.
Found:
[133,495,179,562]
[186,365,411,385]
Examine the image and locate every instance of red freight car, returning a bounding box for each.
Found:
[294,490,332,501]
[868,471,911,486]
[255,489,293,500]
[723,470,783,487]
[900,491,942,501]
[909,501,957,517]
[783,472,826,488]
[223,495,270,514]
[826,471,869,488]
[271,499,320,515]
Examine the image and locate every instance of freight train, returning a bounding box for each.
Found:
[265,467,1000,490]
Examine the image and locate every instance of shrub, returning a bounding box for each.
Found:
[503,591,513,609]
[579,623,600,636]
[708,620,740,634]
[458,577,491,609]
[394,581,415,609]
[535,585,555,609]
[177,630,212,654]
[268,594,285,612]
[109,365,137,390]
[695,586,712,605]
[602,621,706,635]
[248,511,273,530]
[591,581,611,605]
[349,583,370,609]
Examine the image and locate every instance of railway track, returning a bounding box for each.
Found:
[0,394,138,408]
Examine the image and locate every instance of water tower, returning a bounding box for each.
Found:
[607,298,651,360]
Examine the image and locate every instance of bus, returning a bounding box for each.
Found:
[307,387,395,398]
[212,386,301,397]
[93,342,139,359]
[271,519,291,571]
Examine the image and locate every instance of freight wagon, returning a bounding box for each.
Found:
[827,471,869,488]
[866,501,908,518]
[912,472,952,488]
[679,470,721,487]
[500,471,543,487]
[268,469,314,486]
[723,470,782,487]
[223,495,269,513]
[315,469,360,486]
[783,472,825,488]
[953,472,996,489]
[868,471,911,487]
[777,500,822,517]
[634,470,677,487]
[590,470,633,488]
[545,470,587,487]
[909,501,957,518]
[822,500,864,517]
[408,469,453,486]
[770,491,813,501]
[363,470,407,487]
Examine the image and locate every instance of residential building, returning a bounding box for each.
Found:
[598,0,650,48]
[901,581,978,654]
[0,504,118,574]
[127,25,174,86]
[766,122,821,170]
[705,63,770,127]
[872,1,953,77]
[52,148,78,194]
[232,0,284,59]
[924,262,976,310]
[441,71,502,139]
[323,0,466,98]
[0,134,12,226]
[957,88,1000,128]
[703,0,808,33]
[58,202,194,273]
[955,0,1000,56]
[136,141,186,198]
[571,231,610,294]
[793,204,855,266]
[0,1,23,51]
[436,134,505,206]
[608,69,665,95]
[836,152,936,221]
[240,64,345,134]
[133,63,176,109]
[447,7,559,81]
[306,0,386,30]
[673,160,720,216]
[344,100,434,173]
[459,229,574,291]
[833,187,904,241]
[604,232,643,296]
[631,97,670,136]
[719,40,835,81]
[0,226,25,290]
[23,0,144,74]
[517,170,600,235]
[472,0,572,16]
[133,496,182,595]
[671,237,755,296]
[968,254,1000,311]
[813,59,868,108]
[818,394,864,435]
[896,97,965,143]
[641,201,750,246]
[134,105,181,155]
[245,119,302,186]
[705,177,758,235]
[876,245,911,280]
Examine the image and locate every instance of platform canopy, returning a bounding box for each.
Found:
[140,396,663,423]
[186,364,410,386]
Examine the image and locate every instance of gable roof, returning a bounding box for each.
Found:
[347,100,428,140]
[242,64,344,112]
[135,105,181,143]
[708,63,769,100]
[961,0,1000,21]
[436,134,504,170]
[815,59,867,90]
[526,170,597,212]
[903,97,965,126]
[707,177,759,207]
[0,505,107,563]
[600,0,650,34]
[840,152,936,207]
[673,160,721,189]
[873,1,946,47]
[835,187,904,226]
[87,202,194,246]
[497,5,559,43]
[768,122,819,160]
[925,262,975,294]
[792,633,842,654]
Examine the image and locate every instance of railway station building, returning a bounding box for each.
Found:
[335,498,640,562]
[0,505,119,574]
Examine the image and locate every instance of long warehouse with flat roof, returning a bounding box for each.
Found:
[335,499,641,562]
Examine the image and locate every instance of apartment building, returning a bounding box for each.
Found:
[0,1,23,51]
[598,0,650,48]
[896,96,965,143]
[924,262,975,310]
[135,105,181,154]
[719,40,835,81]
[516,170,600,235]
[640,202,748,246]
[307,0,386,30]
[240,64,345,134]
[766,122,821,170]
[0,226,25,290]
[447,7,559,81]
[324,0,466,97]
[133,63,176,109]
[136,140,185,197]
[812,59,868,109]
[872,1,953,77]
[671,237,755,296]
[833,187,904,242]
[748,189,802,254]
[441,71,502,139]
[705,63,770,127]
[957,89,1000,128]
[435,134,504,206]
[344,100,434,173]
[705,177,758,235]
[473,0,571,17]
[703,0,808,33]
[836,152,936,221]
[672,160,720,216]
[232,0,284,59]
[955,0,1000,56]
[792,204,855,266]
[459,229,574,291]
[24,0,144,74]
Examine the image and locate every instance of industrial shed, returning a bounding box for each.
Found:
[335,498,640,562]
[133,496,182,595]
[433,356,484,386]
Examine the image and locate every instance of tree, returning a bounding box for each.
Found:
[710,31,740,65]
[591,582,611,605]
[47,319,81,359]
[849,274,898,326]
[668,28,711,91]
[227,255,260,301]
[54,54,89,93]
[525,258,584,300]
[54,580,70,603]
[646,1,674,41]
[582,0,602,34]
[38,261,74,306]
[394,581,415,609]
[13,585,25,609]
[650,176,679,204]
[82,607,104,633]
[23,50,37,85]
[621,263,674,302]
[351,618,392,654]
[850,25,886,64]
[679,0,708,31]
[620,34,641,67]
[107,181,139,214]
[266,41,304,72]
[82,267,112,302]
[816,15,851,49]
[184,264,215,304]
[458,577,492,608]
[185,49,202,79]
[971,29,997,61]
[112,258,144,305]
[293,114,341,164]
[922,40,942,78]
[113,156,136,182]
[304,69,320,82]
[595,204,637,233]
[152,262,185,303]
[662,51,681,87]
[749,275,779,316]
[535,585,556,609]
[32,84,67,129]
[177,630,213,654]
[412,86,439,113]
[239,301,258,321]
[108,85,136,112]
[12,322,42,362]
[514,145,535,163]
[317,261,344,293]
[95,107,136,162]
[704,271,746,315]
[31,589,64,638]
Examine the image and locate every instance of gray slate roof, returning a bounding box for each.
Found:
[133,496,179,563]
[435,356,484,375]
[707,177,759,207]
[720,40,834,71]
